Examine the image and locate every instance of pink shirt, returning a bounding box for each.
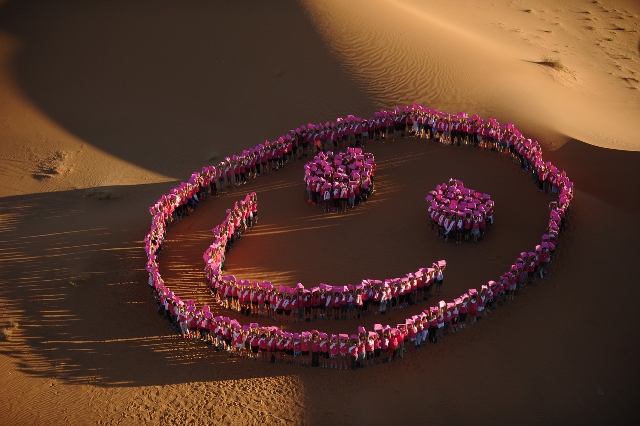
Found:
[330,343,338,355]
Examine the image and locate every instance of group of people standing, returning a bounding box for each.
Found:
[304,148,376,213]
[427,180,495,243]
[202,192,258,278]
[206,262,447,324]
[143,104,574,371]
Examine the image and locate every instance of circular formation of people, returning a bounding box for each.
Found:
[144,104,574,370]
[427,180,494,244]
[304,147,376,213]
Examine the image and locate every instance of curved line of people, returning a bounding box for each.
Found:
[143,104,573,370]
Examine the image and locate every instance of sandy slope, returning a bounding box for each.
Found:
[0,0,639,425]
[301,0,640,150]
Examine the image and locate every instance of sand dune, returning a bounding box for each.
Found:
[301,0,640,150]
[0,0,639,424]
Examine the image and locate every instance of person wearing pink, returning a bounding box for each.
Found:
[224,162,232,189]
[339,335,348,370]
[300,290,313,322]
[240,286,249,316]
[318,290,327,319]
[338,125,347,149]
[539,245,551,278]
[455,212,464,244]
[388,331,398,362]
[231,283,239,312]
[320,333,329,368]
[285,334,294,364]
[293,334,302,366]
[346,290,355,320]
[478,210,487,240]
[349,337,359,370]
[464,211,472,242]
[459,295,469,329]
[380,329,390,362]
[425,270,434,299]
[310,291,319,321]
[361,120,369,144]
[233,161,241,186]
[216,165,225,193]
[469,293,479,325]
[188,312,198,339]
[340,290,350,319]
[508,270,517,301]
[527,251,538,285]
[434,264,445,296]
[329,336,339,369]
[260,147,268,175]
[360,287,368,316]
[373,330,382,364]
[407,321,417,352]
[178,308,190,339]
[275,294,284,322]
[398,325,407,355]
[214,322,224,350]
[301,333,310,367]
[311,333,320,367]
[380,115,388,139]
[436,308,445,339]
[250,332,260,360]
[257,290,265,317]
[490,281,498,310]
[249,287,258,317]
[276,333,286,363]
[322,185,331,213]
[339,184,348,214]
[259,332,268,362]
[450,299,460,333]
[478,288,487,317]
[371,286,382,315]
[332,183,340,213]
[420,316,428,344]
[207,319,216,345]
[232,328,243,357]
[357,337,366,368]
[471,214,481,243]
[239,158,247,185]
[437,210,446,239]
[427,312,438,343]
[332,292,341,320]
[268,291,276,320]
[443,213,455,243]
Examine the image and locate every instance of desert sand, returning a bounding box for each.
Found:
[0,0,639,424]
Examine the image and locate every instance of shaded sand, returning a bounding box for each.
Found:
[0,0,639,425]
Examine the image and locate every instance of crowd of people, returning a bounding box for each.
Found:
[304,148,376,213]
[202,192,258,277]
[427,180,494,243]
[206,262,447,323]
[143,104,574,370]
